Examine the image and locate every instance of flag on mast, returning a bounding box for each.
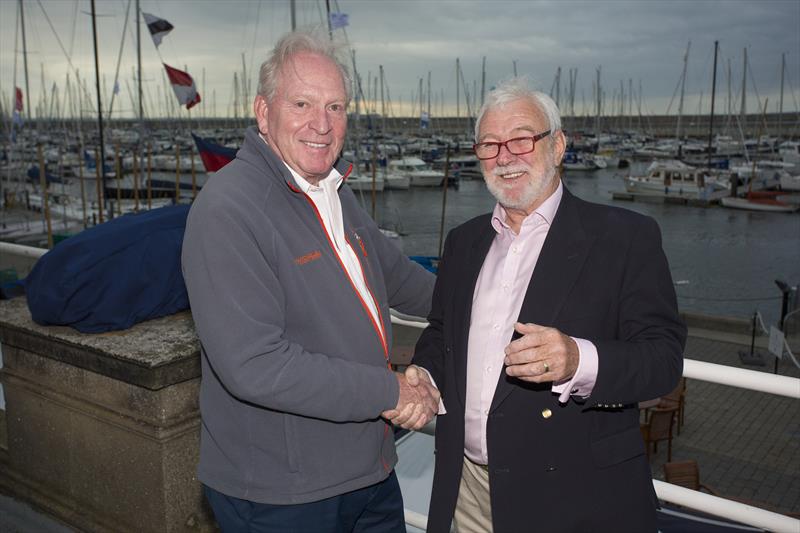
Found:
[163,63,201,110]
[329,12,349,30]
[192,134,237,172]
[142,12,174,47]
[12,87,23,126]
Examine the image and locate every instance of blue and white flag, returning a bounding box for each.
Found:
[420,111,430,130]
[330,12,349,30]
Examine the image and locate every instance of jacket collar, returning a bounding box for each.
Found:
[238,126,353,194]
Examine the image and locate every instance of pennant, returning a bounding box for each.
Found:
[113,81,120,95]
[420,111,430,130]
[163,63,201,110]
[15,87,23,111]
[142,12,174,47]
[191,134,237,172]
[329,12,349,30]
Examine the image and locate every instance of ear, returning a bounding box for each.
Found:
[253,95,269,135]
[552,129,567,165]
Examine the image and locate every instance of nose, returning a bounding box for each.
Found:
[495,143,516,166]
[309,106,331,134]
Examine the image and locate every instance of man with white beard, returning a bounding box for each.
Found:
[402,77,686,532]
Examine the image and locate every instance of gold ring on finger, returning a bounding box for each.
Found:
[543,361,550,373]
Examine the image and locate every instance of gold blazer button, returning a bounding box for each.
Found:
[541,408,552,419]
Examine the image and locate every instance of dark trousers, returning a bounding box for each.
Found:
[203,471,405,533]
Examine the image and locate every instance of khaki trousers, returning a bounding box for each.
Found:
[453,456,493,533]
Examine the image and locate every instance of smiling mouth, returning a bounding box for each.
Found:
[302,141,329,149]
[498,170,526,179]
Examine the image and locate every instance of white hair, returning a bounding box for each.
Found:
[474,76,563,142]
[257,28,352,103]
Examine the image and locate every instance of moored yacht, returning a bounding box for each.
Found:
[624,160,729,199]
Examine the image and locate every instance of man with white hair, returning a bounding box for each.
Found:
[408,77,686,532]
[182,29,436,532]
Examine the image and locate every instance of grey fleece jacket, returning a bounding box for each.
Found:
[182,126,435,504]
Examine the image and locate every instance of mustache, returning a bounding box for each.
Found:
[491,165,530,177]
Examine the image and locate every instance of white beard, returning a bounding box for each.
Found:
[485,157,558,211]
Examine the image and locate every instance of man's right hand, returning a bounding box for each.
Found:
[382,366,440,430]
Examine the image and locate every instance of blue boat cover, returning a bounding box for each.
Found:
[25,205,191,333]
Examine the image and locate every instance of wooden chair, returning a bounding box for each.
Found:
[663,460,719,495]
[640,405,678,461]
[664,461,800,517]
[658,377,686,434]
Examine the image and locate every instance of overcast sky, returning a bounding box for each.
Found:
[1,0,798,120]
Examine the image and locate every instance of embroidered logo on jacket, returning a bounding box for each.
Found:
[294,250,322,265]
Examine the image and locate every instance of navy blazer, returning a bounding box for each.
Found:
[413,186,687,533]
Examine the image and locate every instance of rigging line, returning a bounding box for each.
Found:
[746,53,764,119]
[68,0,79,59]
[107,0,133,119]
[248,0,261,91]
[35,0,79,75]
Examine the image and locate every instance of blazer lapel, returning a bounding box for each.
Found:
[490,187,595,412]
[452,221,496,408]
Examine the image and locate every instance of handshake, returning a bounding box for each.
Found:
[382,365,441,430]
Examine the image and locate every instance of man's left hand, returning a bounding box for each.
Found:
[504,322,579,383]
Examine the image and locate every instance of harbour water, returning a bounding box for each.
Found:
[358,161,800,328]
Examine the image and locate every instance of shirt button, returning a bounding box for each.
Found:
[486,366,492,373]
[493,323,500,330]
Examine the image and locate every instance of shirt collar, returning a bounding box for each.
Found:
[491,181,563,234]
[258,132,342,192]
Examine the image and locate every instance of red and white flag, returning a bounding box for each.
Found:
[163,63,201,110]
[15,87,23,111]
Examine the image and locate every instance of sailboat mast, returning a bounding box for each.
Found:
[137,0,143,124]
[379,65,385,134]
[427,70,431,125]
[480,57,486,108]
[19,0,32,121]
[90,0,107,213]
[706,40,718,169]
[351,50,360,161]
[778,52,785,138]
[456,58,460,123]
[676,41,690,142]
[740,48,747,135]
[290,0,296,31]
[325,0,332,39]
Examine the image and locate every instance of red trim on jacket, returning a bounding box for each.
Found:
[286,165,389,362]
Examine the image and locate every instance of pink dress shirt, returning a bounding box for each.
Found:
[462,183,598,465]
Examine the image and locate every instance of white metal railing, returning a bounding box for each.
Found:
[390,313,800,533]
[0,241,48,261]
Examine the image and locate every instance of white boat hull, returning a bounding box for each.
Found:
[720,197,799,213]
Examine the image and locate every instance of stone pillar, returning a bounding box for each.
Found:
[0,297,214,532]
